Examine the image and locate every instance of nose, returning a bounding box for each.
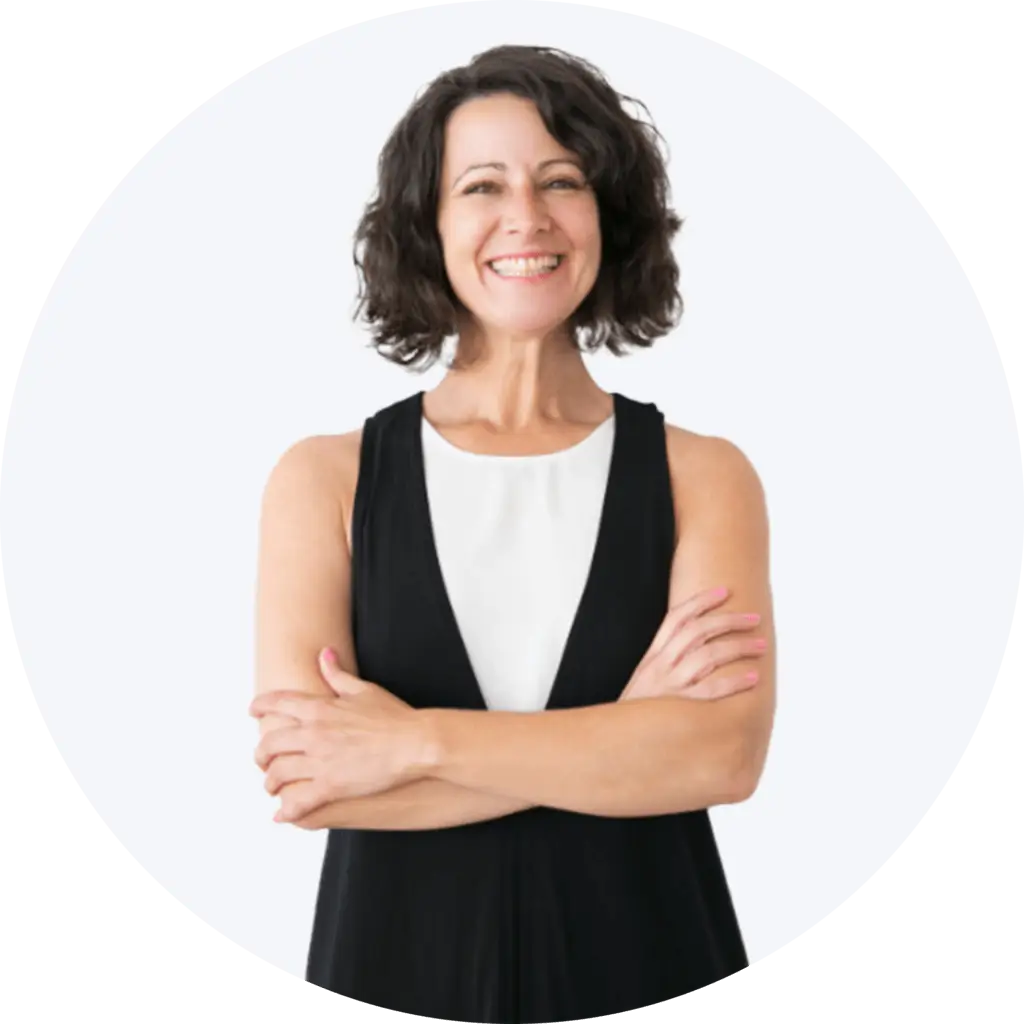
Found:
[501,184,553,234]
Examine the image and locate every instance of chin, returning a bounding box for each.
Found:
[467,300,581,335]
[479,316,575,339]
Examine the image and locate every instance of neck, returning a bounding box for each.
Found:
[428,322,610,432]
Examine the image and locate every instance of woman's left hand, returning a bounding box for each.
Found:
[249,648,436,822]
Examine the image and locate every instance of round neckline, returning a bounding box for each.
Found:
[419,391,617,462]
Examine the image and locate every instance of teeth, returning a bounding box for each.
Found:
[489,255,561,277]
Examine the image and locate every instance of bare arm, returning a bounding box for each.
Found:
[254,433,537,830]
[262,434,774,831]
[290,775,532,831]
[284,433,776,825]
[405,436,776,817]
[413,698,742,817]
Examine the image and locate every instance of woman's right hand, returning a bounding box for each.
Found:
[619,587,766,702]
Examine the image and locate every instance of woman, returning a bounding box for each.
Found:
[250,44,776,1023]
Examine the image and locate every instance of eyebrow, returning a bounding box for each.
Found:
[450,158,583,191]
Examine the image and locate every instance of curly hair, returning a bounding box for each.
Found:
[351,44,684,371]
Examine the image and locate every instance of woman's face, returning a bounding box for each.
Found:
[436,92,602,341]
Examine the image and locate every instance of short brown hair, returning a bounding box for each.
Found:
[352,44,684,370]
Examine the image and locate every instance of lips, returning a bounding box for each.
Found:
[486,252,564,261]
[486,254,565,278]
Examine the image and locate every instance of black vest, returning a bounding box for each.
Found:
[305,390,748,1023]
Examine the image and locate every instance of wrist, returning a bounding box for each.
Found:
[406,708,444,780]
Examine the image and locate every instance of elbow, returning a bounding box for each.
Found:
[722,743,766,804]
[722,770,757,804]
[705,761,751,806]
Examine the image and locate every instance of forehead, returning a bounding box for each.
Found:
[441,93,576,173]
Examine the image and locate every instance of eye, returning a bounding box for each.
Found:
[462,177,584,196]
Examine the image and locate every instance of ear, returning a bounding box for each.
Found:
[318,647,365,695]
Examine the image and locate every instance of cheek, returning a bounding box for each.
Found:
[572,231,602,282]
[440,220,486,275]
[568,205,601,261]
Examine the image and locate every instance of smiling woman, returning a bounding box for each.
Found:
[252,43,775,1024]
[436,93,602,335]
[349,45,684,372]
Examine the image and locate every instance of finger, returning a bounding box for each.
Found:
[697,634,768,670]
[278,780,332,822]
[670,586,732,624]
[667,626,767,683]
[266,754,315,796]
[265,755,318,796]
[700,611,763,641]
[262,713,302,726]
[319,648,366,696]
[661,619,724,672]
[686,672,759,701]
[250,691,296,717]
[249,692,327,720]
[254,724,308,770]
[648,587,731,657]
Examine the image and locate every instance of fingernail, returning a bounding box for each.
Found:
[321,647,335,664]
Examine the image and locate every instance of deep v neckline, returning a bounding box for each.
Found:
[409,390,625,712]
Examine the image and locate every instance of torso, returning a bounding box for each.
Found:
[322,412,711,558]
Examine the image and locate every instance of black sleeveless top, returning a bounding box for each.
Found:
[305,390,748,1022]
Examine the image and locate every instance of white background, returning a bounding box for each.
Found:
[6,2,1015,983]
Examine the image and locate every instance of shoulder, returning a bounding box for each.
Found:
[264,431,360,492]
[664,422,764,492]
[663,421,767,545]
[261,431,362,516]
[263,430,364,552]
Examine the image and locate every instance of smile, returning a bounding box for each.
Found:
[486,254,565,280]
